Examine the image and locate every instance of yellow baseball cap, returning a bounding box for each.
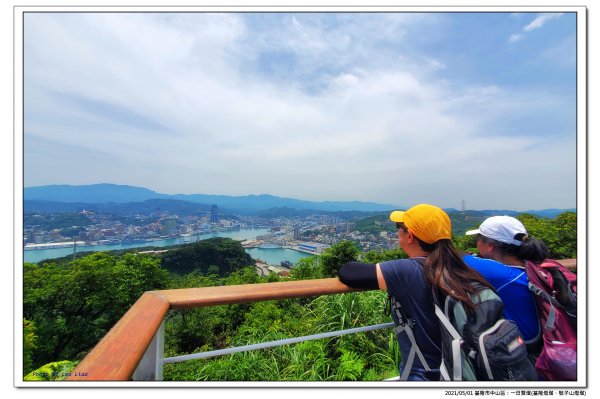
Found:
[390,204,452,244]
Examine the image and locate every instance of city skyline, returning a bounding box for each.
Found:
[22,8,582,211]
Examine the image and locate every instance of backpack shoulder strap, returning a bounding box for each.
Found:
[434,297,464,381]
[389,295,432,380]
[527,281,560,331]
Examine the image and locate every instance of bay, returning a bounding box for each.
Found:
[23,228,314,265]
[245,247,315,266]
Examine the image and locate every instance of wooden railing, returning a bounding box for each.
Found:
[66,259,577,381]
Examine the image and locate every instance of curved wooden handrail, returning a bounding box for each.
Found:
[67,292,170,381]
[67,259,577,381]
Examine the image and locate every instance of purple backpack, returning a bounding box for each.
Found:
[525,259,577,380]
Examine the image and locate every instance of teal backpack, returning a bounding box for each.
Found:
[433,286,538,381]
[390,284,538,380]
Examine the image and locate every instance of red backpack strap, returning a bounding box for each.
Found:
[525,260,577,327]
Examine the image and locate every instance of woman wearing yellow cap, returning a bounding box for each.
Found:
[338,204,494,381]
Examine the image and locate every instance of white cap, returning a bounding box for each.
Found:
[465,216,528,246]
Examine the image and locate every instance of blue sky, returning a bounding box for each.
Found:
[23,11,579,210]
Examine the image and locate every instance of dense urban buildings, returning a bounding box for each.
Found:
[24,207,398,255]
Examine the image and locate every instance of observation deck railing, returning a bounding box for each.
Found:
[65,259,577,381]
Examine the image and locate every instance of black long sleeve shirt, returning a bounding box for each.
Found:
[338,261,379,290]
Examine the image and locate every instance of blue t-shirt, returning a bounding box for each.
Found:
[379,258,442,376]
[463,255,540,342]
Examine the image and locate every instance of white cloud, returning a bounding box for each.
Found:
[523,13,563,32]
[509,34,523,43]
[508,12,563,44]
[23,13,576,210]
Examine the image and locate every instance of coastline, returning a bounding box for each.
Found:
[23,228,319,266]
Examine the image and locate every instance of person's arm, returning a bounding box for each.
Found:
[338,261,387,290]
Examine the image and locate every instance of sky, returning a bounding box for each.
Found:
[22,10,579,210]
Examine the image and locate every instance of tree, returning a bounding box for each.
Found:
[160,238,254,276]
[23,319,37,375]
[23,252,169,368]
[517,213,577,259]
[361,247,408,264]
[289,257,324,280]
[320,240,360,277]
[554,211,577,259]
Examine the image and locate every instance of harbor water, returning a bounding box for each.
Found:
[23,228,315,266]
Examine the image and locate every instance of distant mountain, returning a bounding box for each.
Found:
[23,184,576,216]
[24,199,214,217]
[479,209,576,218]
[24,184,164,203]
[524,208,576,218]
[446,208,576,219]
[478,209,520,216]
[24,184,399,213]
[166,193,396,213]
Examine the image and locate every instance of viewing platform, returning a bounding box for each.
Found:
[65,259,578,382]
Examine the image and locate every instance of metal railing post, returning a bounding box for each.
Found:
[133,319,165,381]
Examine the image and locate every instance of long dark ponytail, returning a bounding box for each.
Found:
[422,239,494,312]
[397,222,493,312]
[478,234,548,264]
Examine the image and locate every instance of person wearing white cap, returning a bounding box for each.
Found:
[463,216,549,348]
